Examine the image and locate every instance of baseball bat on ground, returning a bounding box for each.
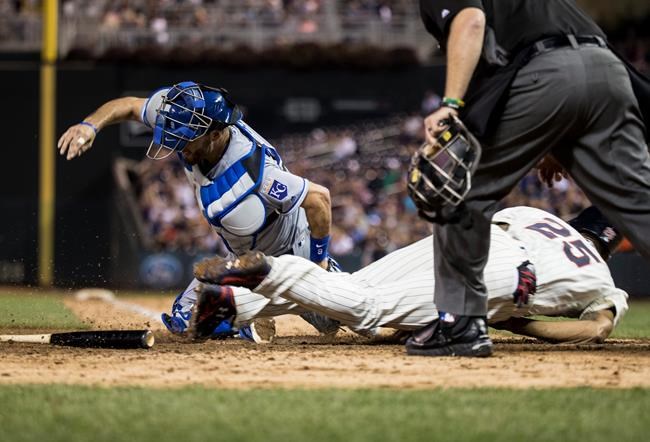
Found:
[0,330,155,349]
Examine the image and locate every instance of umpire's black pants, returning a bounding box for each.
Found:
[434,46,650,316]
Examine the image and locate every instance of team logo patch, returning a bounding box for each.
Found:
[267,179,288,200]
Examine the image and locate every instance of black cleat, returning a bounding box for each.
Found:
[190,284,237,340]
[405,316,493,357]
[193,251,272,290]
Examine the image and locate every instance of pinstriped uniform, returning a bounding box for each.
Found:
[489,207,628,325]
[252,227,522,332]
[244,207,628,331]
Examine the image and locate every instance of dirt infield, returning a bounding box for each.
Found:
[1,294,650,389]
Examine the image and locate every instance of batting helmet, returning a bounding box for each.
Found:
[568,206,622,260]
[407,116,482,224]
[147,81,243,159]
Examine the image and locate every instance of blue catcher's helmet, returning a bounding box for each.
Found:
[568,206,622,260]
[147,81,243,159]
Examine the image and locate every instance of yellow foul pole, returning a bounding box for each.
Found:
[39,0,58,286]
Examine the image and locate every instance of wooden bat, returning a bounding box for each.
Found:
[0,330,155,349]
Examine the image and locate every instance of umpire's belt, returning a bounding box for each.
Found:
[529,34,607,59]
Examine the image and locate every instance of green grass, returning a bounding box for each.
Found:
[611,300,650,339]
[491,300,650,340]
[0,293,85,329]
[0,385,649,442]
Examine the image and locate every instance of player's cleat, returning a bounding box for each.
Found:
[194,251,271,290]
[161,291,193,334]
[238,318,277,344]
[300,311,341,337]
[405,316,493,357]
[161,312,188,334]
[190,283,238,340]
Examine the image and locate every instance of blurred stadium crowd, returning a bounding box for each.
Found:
[2,0,645,262]
[1,0,427,65]
[2,1,649,70]
[58,0,413,26]
[133,102,590,263]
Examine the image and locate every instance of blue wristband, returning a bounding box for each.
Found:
[310,235,330,263]
[80,121,98,134]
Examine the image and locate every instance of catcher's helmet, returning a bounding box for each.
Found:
[407,116,482,224]
[568,206,622,260]
[148,81,243,159]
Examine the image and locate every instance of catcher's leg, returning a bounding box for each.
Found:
[161,278,202,335]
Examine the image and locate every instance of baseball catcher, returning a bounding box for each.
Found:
[57,81,341,342]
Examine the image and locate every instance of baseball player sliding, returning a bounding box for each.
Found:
[189,206,628,345]
[57,81,340,341]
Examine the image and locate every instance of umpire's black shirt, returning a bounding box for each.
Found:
[419,0,607,136]
[420,0,605,54]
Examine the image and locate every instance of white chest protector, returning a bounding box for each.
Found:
[186,122,282,237]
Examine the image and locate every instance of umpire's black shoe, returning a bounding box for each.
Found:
[405,316,493,357]
[193,251,272,290]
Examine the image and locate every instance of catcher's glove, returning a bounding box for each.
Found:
[407,116,482,224]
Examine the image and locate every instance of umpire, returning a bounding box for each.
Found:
[406,0,650,357]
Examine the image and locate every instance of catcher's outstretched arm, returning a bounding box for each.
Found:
[491,309,615,344]
[58,97,145,160]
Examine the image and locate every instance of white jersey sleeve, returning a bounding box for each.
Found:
[140,87,170,127]
[259,165,309,215]
[579,287,629,326]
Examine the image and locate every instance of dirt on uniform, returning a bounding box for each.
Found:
[1,294,649,389]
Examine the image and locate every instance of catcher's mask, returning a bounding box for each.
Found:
[407,116,482,224]
[568,206,622,260]
[148,81,243,160]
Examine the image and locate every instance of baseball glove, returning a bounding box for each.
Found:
[407,116,482,224]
